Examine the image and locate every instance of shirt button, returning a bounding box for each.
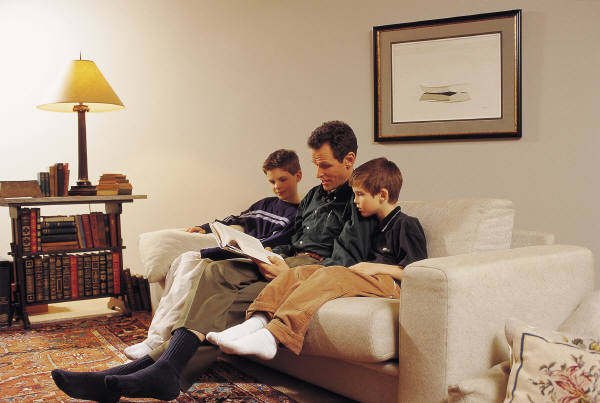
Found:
[299,241,303,244]
[306,226,310,230]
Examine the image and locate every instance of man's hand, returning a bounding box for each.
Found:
[255,256,289,280]
[186,226,206,234]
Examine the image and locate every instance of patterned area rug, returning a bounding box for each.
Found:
[0,312,295,402]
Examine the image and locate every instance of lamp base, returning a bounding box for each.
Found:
[69,182,96,196]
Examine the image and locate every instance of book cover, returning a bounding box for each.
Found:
[91,253,100,296]
[83,254,92,297]
[33,256,43,302]
[49,256,57,300]
[0,260,10,326]
[105,252,114,294]
[62,255,71,300]
[30,209,38,254]
[95,213,108,249]
[21,208,31,255]
[42,256,50,301]
[24,258,35,303]
[82,214,94,248]
[112,252,120,294]
[55,255,63,300]
[99,252,107,295]
[75,215,86,248]
[69,255,78,299]
[109,214,118,247]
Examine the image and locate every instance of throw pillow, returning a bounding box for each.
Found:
[504,319,600,402]
[138,229,218,282]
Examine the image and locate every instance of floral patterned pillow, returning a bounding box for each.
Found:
[504,319,600,402]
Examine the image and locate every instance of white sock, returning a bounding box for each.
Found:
[123,341,153,360]
[219,328,278,360]
[206,313,268,345]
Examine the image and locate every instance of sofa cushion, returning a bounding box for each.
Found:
[400,198,515,258]
[299,297,399,363]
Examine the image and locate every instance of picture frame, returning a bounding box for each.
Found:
[373,9,521,142]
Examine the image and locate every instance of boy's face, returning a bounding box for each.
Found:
[352,186,381,217]
[311,143,354,192]
[265,168,301,203]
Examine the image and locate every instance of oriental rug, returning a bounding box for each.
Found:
[0,312,295,402]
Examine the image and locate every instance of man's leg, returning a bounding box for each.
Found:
[105,259,266,399]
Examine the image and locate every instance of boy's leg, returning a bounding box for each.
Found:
[266,266,399,354]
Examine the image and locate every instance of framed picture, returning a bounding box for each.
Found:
[373,9,521,142]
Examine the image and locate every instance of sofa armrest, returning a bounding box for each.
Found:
[398,244,594,403]
[511,228,555,247]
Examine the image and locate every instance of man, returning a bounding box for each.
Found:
[52,120,377,403]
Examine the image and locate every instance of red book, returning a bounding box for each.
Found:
[112,252,120,294]
[89,212,99,247]
[109,213,118,247]
[70,255,78,299]
[95,213,107,248]
[63,163,69,196]
[82,214,94,248]
[30,209,37,254]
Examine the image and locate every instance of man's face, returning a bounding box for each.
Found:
[265,168,301,203]
[311,143,354,192]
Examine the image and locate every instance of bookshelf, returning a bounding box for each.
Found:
[0,195,146,328]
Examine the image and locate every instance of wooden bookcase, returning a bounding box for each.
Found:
[0,195,146,328]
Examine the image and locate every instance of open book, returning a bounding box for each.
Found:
[208,222,283,264]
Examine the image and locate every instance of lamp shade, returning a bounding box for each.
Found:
[37,59,124,112]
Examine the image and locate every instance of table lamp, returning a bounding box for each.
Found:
[37,56,124,196]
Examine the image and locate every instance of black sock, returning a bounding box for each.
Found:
[51,355,153,402]
[105,328,201,400]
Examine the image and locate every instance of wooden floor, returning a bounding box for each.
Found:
[27,299,353,403]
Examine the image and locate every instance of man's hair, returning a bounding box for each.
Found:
[349,157,403,203]
[262,149,301,174]
[307,120,358,162]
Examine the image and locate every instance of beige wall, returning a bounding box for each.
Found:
[1,0,598,287]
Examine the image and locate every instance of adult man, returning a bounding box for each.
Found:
[52,120,377,403]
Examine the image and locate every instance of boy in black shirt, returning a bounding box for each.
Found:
[207,157,427,358]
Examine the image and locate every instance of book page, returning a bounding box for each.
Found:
[209,222,282,264]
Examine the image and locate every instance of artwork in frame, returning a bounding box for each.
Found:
[373,9,521,142]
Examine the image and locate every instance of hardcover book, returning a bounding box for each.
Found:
[62,255,71,299]
[0,260,10,326]
[34,256,43,302]
[209,222,283,264]
[24,258,35,303]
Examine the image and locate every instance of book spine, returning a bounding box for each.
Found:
[62,255,71,299]
[34,256,43,302]
[49,164,56,197]
[95,213,107,249]
[24,258,35,303]
[30,209,38,254]
[63,162,69,196]
[42,256,50,301]
[123,268,135,310]
[137,275,150,311]
[49,256,57,300]
[57,163,64,197]
[21,208,31,255]
[132,275,142,311]
[91,254,100,296]
[75,215,86,248]
[77,255,84,297]
[109,214,117,247]
[99,252,107,295]
[112,252,120,294]
[55,256,63,300]
[89,213,100,248]
[69,255,78,299]
[83,254,92,297]
[40,234,79,243]
[103,215,110,249]
[41,226,77,235]
[0,261,10,326]
[105,252,114,294]
[82,214,94,248]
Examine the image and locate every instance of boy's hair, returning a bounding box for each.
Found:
[262,149,301,174]
[349,157,403,204]
[307,120,358,162]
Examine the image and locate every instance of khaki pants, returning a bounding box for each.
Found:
[247,265,400,355]
[149,254,319,391]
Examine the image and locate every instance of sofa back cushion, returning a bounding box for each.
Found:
[400,199,515,258]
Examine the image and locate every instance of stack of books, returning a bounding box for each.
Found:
[96,174,132,196]
[40,216,79,252]
[122,269,151,312]
[37,163,70,197]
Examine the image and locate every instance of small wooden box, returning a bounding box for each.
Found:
[0,181,43,198]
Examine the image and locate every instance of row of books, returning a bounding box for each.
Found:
[122,269,151,312]
[37,162,70,197]
[24,252,120,304]
[21,208,119,255]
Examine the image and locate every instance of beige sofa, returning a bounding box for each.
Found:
[139,199,595,403]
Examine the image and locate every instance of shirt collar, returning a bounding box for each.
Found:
[376,206,402,232]
[316,181,353,200]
